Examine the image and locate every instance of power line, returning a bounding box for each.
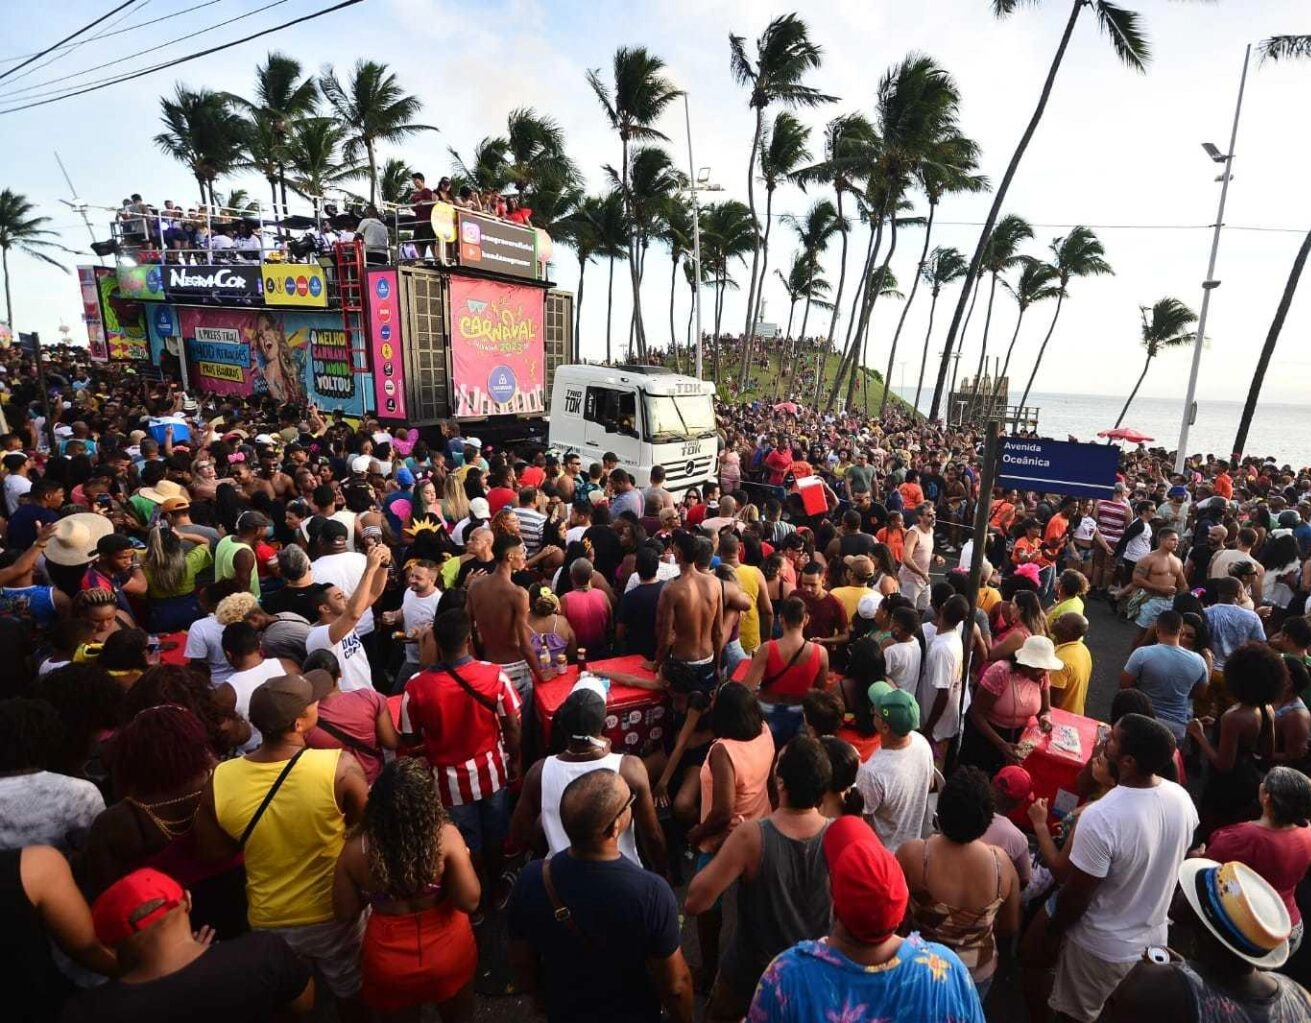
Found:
[0,0,226,64]
[0,0,150,89]
[0,1,137,84]
[764,211,1309,235]
[0,0,363,116]
[0,0,292,102]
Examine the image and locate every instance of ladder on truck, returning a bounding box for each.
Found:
[333,239,371,395]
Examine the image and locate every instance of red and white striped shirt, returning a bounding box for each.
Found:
[400,658,521,806]
[1094,498,1132,546]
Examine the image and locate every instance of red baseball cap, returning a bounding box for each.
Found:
[91,869,185,946]
[994,765,1034,802]
[822,816,908,944]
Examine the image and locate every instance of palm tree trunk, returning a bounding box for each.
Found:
[815,190,850,407]
[1115,353,1153,430]
[833,215,887,411]
[713,280,726,386]
[268,179,280,227]
[367,139,379,208]
[827,219,878,409]
[928,0,1085,421]
[575,259,588,358]
[2,247,13,328]
[994,309,1027,405]
[856,215,900,415]
[740,107,765,387]
[913,285,942,417]
[195,174,208,205]
[784,294,798,341]
[882,204,936,417]
[1233,227,1311,459]
[669,256,680,371]
[745,185,777,392]
[1018,288,1066,411]
[965,273,1000,420]
[606,256,616,364]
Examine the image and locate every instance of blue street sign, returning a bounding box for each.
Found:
[996,437,1119,499]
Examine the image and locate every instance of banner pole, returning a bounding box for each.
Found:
[950,419,1001,769]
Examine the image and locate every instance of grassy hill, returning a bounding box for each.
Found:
[708,347,916,417]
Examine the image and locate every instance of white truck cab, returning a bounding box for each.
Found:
[548,365,718,495]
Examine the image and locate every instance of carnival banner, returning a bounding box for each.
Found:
[160,307,366,414]
[262,263,328,308]
[365,269,407,419]
[95,267,150,361]
[162,263,261,303]
[77,267,108,361]
[447,276,546,417]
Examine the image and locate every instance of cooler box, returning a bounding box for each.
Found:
[148,416,191,445]
[1018,707,1103,827]
[535,656,671,757]
[795,475,827,516]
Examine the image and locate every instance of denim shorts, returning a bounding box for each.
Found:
[447,786,509,854]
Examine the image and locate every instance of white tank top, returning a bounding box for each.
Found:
[224,658,286,752]
[540,752,641,864]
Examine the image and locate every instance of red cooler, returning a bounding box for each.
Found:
[1019,707,1104,826]
[535,656,671,757]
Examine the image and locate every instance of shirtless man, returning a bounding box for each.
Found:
[1122,526,1188,647]
[649,532,724,814]
[466,532,545,714]
[257,447,296,500]
[898,501,943,611]
[230,457,276,503]
[555,451,582,504]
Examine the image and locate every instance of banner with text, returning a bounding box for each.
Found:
[162,263,261,303]
[77,267,108,361]
[262,263,328,307]
[365,269,407,419]
[448,276,546,417]
[161,307,365,413]
[95,267,150,361]
[997,437,1120,499]
[455,212,538,280]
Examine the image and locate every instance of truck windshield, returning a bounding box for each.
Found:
[644,393,716,443]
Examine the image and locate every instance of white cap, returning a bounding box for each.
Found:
[571,676,608,703]
[53,424,74,438]
[857,592,883,620]
[466,437,483,449]
[350,454,373,473]
[254,433,277,446]
[469,497,491,519]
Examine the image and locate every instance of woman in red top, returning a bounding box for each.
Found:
[744,596,829,746]
[1204,766,1311,954]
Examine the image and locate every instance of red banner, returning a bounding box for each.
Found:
[448,277,546,417]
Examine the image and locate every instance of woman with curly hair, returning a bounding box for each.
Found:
[122,663,250,754]
[333,758,480,1021]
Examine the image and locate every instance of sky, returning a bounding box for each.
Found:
[1,0,1309,407]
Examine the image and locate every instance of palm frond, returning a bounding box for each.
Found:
[1259,35,1311,63]
[1094,1,1150,72]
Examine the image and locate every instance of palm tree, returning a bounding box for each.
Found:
[795,114,879,405]
[964,212,1033,418]
[778,255,807,340]
[0,189,69,330]
[155,85,245,205]
[285,117,360,202]
[738,111,812,383]
[236,116,283,218]
[699,200,755,385]
[660,195,695,369]
[830,55,965,412]
[729,13,835,386]
[878,130,987,416]
[555,194,605,357]
[859,265,904,412]
[504,108,580,200]
[449,137,512,193]
[774,255,834,398]
[1233,34,1311,458]
[912,246,968,413]
[592,191,630,364]
[215,189,256,215]
[993,257,1060,403]
[377,159,414,206]
[929,0,1153,421]
[1017,225,1114,409]
[588,48,682,362]
[782,199,841,361]
[319,60,435,208]
[229,52,319,212]
[1114,297,1197,429]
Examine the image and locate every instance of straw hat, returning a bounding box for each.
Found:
[137,480,187,504]
[44,513,114,566]
[1179,859,1290,969]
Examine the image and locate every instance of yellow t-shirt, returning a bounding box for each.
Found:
[829,585,869,623]
[1052,640,1093,716]
[212,748,344,928]
[1046,595,1086,629]
[735,564,764,653]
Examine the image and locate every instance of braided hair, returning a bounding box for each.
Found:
[361,758,448,899]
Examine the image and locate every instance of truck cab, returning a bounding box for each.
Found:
[548,365,718,495]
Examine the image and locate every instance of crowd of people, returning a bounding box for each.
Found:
[3,342,1311,1022]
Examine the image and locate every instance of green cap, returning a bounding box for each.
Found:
[871,685,920,736]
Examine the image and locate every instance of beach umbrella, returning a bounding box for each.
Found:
[773,401,800,415]
[1098,427,1154,443]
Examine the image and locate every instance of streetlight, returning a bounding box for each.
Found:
[683,93,721,381]
[1175,44,1250,475]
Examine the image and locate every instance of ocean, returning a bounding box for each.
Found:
[891,388,1310,467]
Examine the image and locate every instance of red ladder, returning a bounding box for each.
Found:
[333,239,370,383]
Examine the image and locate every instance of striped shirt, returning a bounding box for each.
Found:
[400,658,521,806]
[1094,498,1132,545]
[515,506,548,556]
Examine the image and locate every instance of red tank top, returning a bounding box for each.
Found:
[761,641,823,698]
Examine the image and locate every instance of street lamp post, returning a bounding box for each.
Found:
[1174,44,1250,475]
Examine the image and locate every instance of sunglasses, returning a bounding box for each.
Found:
[605,791,637,834]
